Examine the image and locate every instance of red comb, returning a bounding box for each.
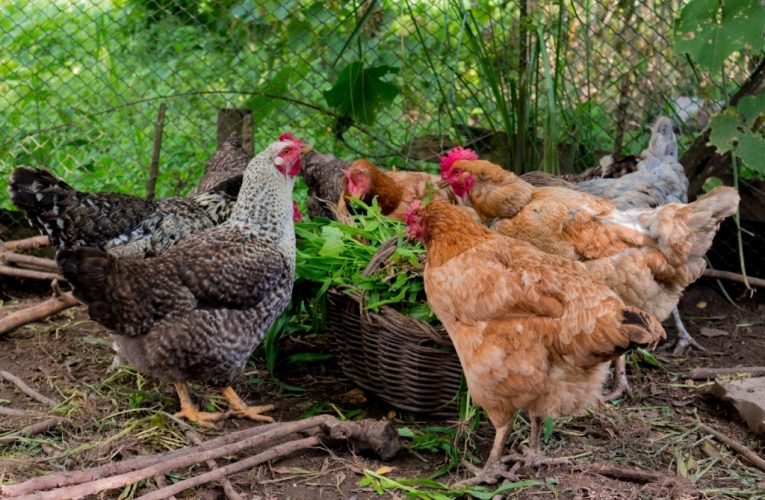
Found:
[279,132,304,144]
[439,147,478,173]
[405,199,422,226]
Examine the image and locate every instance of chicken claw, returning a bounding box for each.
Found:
[454,459,520,487]
[221,386,275,422]
[174,381,225,428]
[501,446,572,468]
[668,307,705,356]
[602,356,633,402]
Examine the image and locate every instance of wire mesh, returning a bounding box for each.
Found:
[0,0,759,274]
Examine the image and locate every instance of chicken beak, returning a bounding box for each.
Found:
[438,180,450,190]
[300,142,313,154]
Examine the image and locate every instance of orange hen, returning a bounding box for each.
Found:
[406,199,665,484]
[342,160,453,221]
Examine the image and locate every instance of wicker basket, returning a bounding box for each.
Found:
[324,238,464,417]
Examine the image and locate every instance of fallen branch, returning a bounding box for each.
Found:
[1,422,280,497]
[2,416,399,499]
[0,370,59,407]
[703,269,765,289]
[587,463,664,483]
[185,430,243,500]
[0,265,60,281]
[699,423,765,473]
[150,474,176,500]
[0,407,37,418]
[687,366,765,380]
[0,252,58,272]
[0,236,51,252]
[0,292,80,337]
[0,418,63,445]
[137,436,320,500]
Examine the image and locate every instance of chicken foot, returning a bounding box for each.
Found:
[455,424,519,486]
[220,386,275,422]
[668,306,705,356]
[455,416,569,486]
[501,416,571,468]
[174,382,225,428]
[602,356,632,402]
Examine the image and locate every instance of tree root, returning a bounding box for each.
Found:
[687,366,765,380]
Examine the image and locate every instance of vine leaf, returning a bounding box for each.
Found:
[324,61,399,128]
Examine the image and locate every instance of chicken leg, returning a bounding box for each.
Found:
[669,306,705,356]
[174,381,225,428]
[602,356,632,402]
[220,386,274,422]
[503,416,571,468]
[456,422,518,486]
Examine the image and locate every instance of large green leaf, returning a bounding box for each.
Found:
[709,108,765,175]
[323,61,399,125]
[674,0,765,72]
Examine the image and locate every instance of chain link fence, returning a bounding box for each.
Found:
[0,0,759,278]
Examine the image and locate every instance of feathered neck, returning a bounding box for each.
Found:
[419,200,492,267]
[227,152,295,255]
[367,167,403,215]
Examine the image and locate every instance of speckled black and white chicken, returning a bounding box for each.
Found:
[9,168,242,259]
[57,135,304,426]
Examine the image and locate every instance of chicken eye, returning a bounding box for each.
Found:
[453,168,462,175]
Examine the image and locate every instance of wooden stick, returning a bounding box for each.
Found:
[0,418,62,445]
[687,366,765,380]
[0,252,58,271]
[0,407,37,417]
[0,370,59,407]
[699,423,765,473]
[703,269,765,288]
[0,265,60,281]
[137,436,320,500]
[0,292,80,337]
[0,236,51,252]
[184,431,243,500]
[0,422,280,497]
[14,418,328,500]
[587,463,664,483]
[150,474,176,500]
[146,102,166,201]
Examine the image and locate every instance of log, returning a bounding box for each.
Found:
[0,293,80,337]
[184,430,242,500]
[216,109,253,155]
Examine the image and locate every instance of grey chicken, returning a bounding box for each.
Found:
[189,137,253,195]
[57,135,304,426]
[300,150,349,219]
[9,167,242,259]
[520,153,640,187]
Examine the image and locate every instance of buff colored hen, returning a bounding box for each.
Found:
[406,199,665,485]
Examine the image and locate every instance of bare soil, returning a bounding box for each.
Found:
[1,279,764,499]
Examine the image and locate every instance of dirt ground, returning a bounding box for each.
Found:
[1,279,764,499]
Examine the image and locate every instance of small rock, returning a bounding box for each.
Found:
[700,327,728,338]
[711,377,765,435]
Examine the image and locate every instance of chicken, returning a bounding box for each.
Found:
[521,117,687,210]
[440,148,739,397]
[520,152,640,187]
[189,137,252,195]
[57,135,304,426]
[300,150,349,219]
[343,159,453,221]
[9,167,242,259]
[405,199,665,485]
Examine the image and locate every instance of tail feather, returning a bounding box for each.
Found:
[9,167,75,217]
[645,116,677,160]
[57,247,113,304]
[618,306,666,352]
[684,186,740,258]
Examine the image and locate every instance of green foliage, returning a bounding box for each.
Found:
[708,96,765,178]
[324,61,400,128]
[674,0,765,73]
